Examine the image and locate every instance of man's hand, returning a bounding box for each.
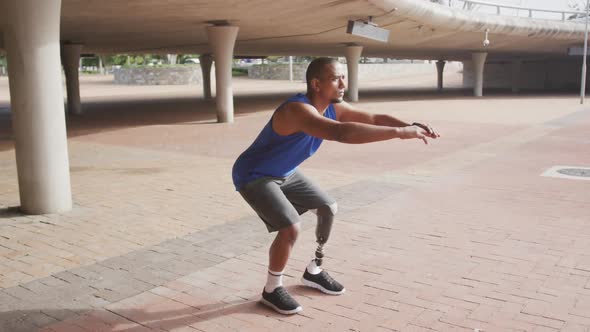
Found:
[411,122,440,139]
[397,126,430,145]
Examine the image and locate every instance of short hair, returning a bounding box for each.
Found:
[306,57,339,91]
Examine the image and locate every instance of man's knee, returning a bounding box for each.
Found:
[278,223,301,244]
[316,202,338,217]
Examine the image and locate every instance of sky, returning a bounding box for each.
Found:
[456,0,584,19]
[523,0,571,10]
[480,0,571,10]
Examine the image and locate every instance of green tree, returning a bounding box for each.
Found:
[266,56,282,63]
[178,54,200,64]
[0,54,6,76]
[81,57,98,67]
[114,55,129,66]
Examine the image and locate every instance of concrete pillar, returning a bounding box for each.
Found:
[511,60,522,93]
[472,52,488,97]
[199,54,213,100]
[436,60,446,91]
[2,0,72,214]
[206,25,239,123]
[167,54,177,65]
[289,56,293,82]
[62,43,83,115]
[345,45,363,102]
[98,55,104,74]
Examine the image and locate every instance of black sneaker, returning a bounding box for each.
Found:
[260,286,303,315]
[301,270,346,295]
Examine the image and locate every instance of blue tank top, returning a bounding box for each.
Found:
[232,93,336,191]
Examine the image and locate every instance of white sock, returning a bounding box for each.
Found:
[265,269,283,293]
[306,259,322,275]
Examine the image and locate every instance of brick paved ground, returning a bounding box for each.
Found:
[1,72,589,331]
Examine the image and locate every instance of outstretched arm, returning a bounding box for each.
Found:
[272,102,431,145]
[333,101,440,139]
[334,101,411,127]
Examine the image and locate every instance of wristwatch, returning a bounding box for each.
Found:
[412,122,432,134]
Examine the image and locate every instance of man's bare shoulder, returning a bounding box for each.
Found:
[273,101,323,136]
[276,100,318,118]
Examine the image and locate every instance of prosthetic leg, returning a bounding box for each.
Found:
[312,203,337,267]
[302,202,345,295]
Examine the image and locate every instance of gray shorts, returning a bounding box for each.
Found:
[239,170,336,233]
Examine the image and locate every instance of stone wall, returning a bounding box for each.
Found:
[248,64,308,80]
[463,59,586,91]
[113,65,202,85]
[248,63,445,81]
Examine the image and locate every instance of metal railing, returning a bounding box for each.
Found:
[435,0,585,22]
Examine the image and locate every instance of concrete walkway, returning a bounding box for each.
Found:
[0,75,589,331]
